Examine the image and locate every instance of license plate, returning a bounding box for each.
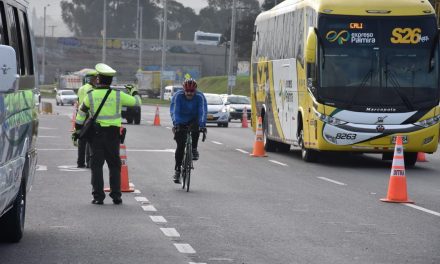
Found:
[207,114,214,120]
[391,135,408,144]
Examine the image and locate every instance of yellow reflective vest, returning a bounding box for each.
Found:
[75,88,141,127]
[77,83,94,105]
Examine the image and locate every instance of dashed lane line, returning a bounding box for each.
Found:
[235,148,249,154]
[174,243,196,254]
[150,216,167,223]
[404,204,440,217]
[141,205,157,212]
[160,228,180,237]
[135,197,149,203]
[317,177,347,186]
[36,165,47,171]
[211,141,223,145]
[269,160,288,166]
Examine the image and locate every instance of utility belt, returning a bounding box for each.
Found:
[94,125,127,144]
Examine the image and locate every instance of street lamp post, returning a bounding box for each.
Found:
[160,0,168,100]
[138,7,143,71]
[41,4,50,84]
[102,0,107,63]
[227,0,237,95]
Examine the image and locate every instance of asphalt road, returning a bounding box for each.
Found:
[1,100,439,264]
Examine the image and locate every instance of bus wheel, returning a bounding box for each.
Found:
[299,128,317,162]
[404,152,417,168]
[263,118,277,152]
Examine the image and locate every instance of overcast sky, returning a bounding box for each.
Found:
[29,0,265,36]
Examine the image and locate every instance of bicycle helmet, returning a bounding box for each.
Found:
[183,78,197,92]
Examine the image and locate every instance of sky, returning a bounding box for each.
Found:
[29,0,265,37]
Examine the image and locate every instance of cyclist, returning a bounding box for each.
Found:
[170,78,207,183]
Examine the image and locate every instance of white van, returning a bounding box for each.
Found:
[163,85,183,101]
[0,0,38,242]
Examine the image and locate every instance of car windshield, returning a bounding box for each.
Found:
[206,95,224,105]
[318,15,439,111]
[62,91,75,95]
[227,96,250,104]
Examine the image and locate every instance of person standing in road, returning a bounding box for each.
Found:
[75,70,97,168]
[170,78,207,183]
[74,63,141,205]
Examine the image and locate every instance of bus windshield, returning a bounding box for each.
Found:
[318,15,439,111]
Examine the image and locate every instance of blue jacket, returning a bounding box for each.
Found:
[170,90,207,127]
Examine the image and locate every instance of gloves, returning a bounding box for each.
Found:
[72,130,80,147]
[199,127,207,134]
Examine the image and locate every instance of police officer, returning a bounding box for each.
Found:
[74,63,141,205]
[75,70,97,168]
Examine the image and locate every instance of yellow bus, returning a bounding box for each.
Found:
[250,0,440,166]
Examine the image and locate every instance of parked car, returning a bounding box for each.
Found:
[163,85,183,101]
[112,85,141,124]
[224,95,251,121]
[205,93,229,127]
[56,90,77,106]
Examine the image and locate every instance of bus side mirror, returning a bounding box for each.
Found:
[0,45,19,93]
[305,27,318,64]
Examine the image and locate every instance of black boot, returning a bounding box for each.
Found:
[192,148,199,160]
[173,169,181,184]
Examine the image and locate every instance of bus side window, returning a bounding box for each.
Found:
[18,10,33,75]
[6,4,25,75]
[0,1,8,45]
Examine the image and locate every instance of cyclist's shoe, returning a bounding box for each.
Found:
[192,148,199,160]
[173,169,181,184]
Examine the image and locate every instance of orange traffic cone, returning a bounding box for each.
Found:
[417,152,428,162]
[153,105,161,126]
[250,116,267,157]
[105,144,134,193]
[380,135,413,203]
[241,106,248,128]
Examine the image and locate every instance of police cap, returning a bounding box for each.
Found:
[95,63,116,77]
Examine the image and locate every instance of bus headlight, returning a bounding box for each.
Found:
[414,115,440,128]
[314,110,347,126]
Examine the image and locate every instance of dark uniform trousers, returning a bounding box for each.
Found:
[174,120,200,170]
[90,126,121,201]
[77,138,90,167]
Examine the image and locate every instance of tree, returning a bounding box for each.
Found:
[261,0,285,11]
[164,0,201,40]
[60,0,160,38]
[213,0,261,59]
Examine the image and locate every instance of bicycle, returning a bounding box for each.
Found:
[179,125,206,192]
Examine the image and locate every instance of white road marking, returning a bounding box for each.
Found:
[208,258,234,262]
[211,141,223,145]
[127,149,176,153]
[36,165,47,171]
[57,165,87,172]
[269,160,288,166]
[174,243,196,254]
[404,204,440,217]
[166,127,172,130]
[235,148,249,154]
[141,205,157,212]
[39,149,76,151]
[189,262,207,264]
[133,189,141,194]
[135,197,149,203]
[317,177,347,186]
[150,215,167,223]
[129,183,135,188]
[160,228,180,237]
[38,136,60,138]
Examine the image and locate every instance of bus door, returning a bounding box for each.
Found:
[272,59,298,142]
